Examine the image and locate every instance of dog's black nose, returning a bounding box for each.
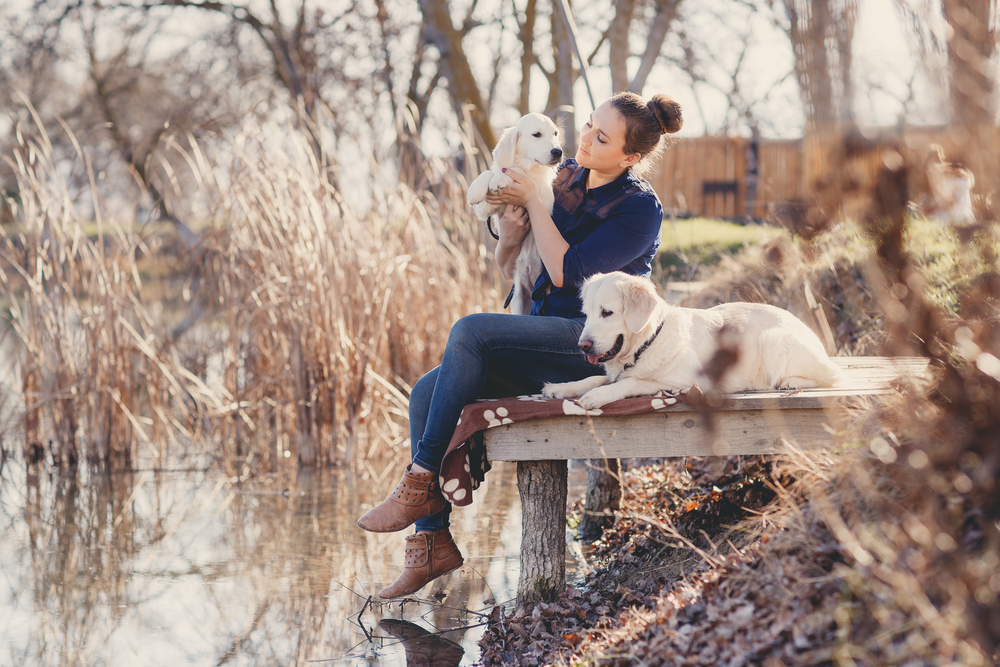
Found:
[551,148,563,159]
[578,339,593,354]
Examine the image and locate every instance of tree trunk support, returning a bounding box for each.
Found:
[516,459,567,607]
[578,458,622,541]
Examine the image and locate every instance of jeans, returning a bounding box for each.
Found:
[409,312,603,531]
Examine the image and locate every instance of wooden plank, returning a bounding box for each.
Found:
[483,357,928,462]
[696,138,708,216]
[658,146,676,212]
[700,139,713,217]
[726,137,743,218]
[734,138,747,218]
[486,407,835,461]
[756,139,805,218]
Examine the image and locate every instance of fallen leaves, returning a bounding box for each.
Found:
[479,456,827,666]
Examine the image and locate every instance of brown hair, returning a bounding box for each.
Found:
[610,91,683,177]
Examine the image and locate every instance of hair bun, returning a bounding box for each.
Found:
[648,94,683,134]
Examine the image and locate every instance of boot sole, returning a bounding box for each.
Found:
[357,501,448,533]
[378,561,465,600]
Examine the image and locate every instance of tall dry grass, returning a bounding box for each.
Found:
[0,113,501,473]
[1,117,186,469]
[195,125,501,472]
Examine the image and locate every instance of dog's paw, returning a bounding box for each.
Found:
[467,182,489,205]
[489,172,513,193]
[542,382,575,399]
[578,387,615,409]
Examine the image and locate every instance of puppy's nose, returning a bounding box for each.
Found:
[551,148,563,160]
[578,339,593,354]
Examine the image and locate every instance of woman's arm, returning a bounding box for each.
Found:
[494,204,530,281]
[486,171,570,287]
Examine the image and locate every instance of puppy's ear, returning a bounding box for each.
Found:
[492,126,519,168]
[621,278,658,334]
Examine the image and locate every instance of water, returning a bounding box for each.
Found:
[0,456,588,666]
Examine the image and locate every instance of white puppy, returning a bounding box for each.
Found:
[543,272,842,409]
[468,113,563,315]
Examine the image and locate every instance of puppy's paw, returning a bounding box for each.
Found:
[489,172,513,193]
[467,181,489,205]
[542,382,576,399]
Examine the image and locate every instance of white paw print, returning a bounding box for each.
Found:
[651,397,677,410]
[517,394,548,401]
[561,400,603,416]
[483,407,513,428]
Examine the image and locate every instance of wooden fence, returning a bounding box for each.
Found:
[650,125,1000,220]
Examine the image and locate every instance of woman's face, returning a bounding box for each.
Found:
[575,101,637,173]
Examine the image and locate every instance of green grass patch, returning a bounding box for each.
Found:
[657,218,785,279]
[902,217,1000,316]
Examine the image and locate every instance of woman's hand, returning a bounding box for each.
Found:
[491,170,570,288]
[485,169,540,208]
[494,204,530,280]
[496,204,530,246]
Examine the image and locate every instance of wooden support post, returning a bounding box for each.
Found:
[578,458,622,541]
[516,460,567,606]
[804,281,837,355]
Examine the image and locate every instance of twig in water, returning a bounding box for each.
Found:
[356,596,373,642]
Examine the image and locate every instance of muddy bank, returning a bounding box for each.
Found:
[480,442,995,665]
[478,456,847,665]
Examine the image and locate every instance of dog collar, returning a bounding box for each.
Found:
[622,319,665,372]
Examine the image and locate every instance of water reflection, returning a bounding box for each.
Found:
[377,619,465,666]
[0,458,529,666]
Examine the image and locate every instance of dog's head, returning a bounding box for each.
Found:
[492,113,563,171]
[577,272,660,366]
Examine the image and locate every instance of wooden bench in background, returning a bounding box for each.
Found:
[483,356,930,607]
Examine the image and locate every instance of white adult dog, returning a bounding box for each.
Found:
[467,113,563,315]
[543,272,841,409]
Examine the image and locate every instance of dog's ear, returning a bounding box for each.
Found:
[492,126,519,168]
[621,278,658,334]
[579,275,595,303]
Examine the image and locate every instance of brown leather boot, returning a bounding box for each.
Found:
[357,465,448,533]
[378,529,464,599]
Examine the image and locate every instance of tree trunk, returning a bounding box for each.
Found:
[608,0,635,93]
[516,460,567,606]
[547,2,578,156]
[784,0,857,131]
[419,0,496,150]
[518,0,538,116]
[578,458,622,541]
[943,0,996,127]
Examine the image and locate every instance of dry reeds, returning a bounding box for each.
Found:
[1,118,189,469]
[195,125,500,470]
[1,113,501,473]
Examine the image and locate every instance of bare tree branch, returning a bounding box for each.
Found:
[630,0,683,93]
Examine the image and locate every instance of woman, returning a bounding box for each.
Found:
[358,91,683,598]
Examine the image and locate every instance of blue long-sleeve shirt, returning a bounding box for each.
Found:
[529,159,663,319]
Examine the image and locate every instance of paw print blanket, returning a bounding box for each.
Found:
[438,392,684,506]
